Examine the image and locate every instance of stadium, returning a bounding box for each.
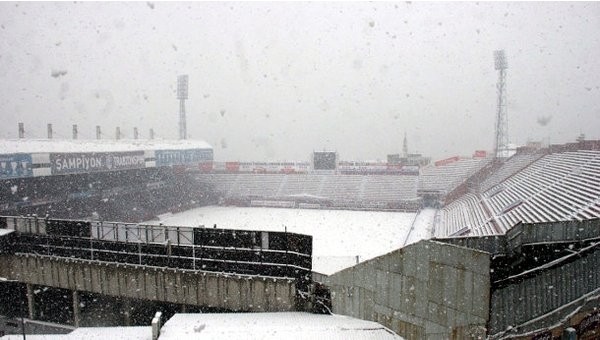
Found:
[0,132,599,339]
[3,1,600,337]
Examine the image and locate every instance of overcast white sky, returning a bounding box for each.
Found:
[0,1,599,161]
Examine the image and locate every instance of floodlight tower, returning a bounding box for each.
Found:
[177,75,189,140]
[493,50,508,159]
[402,131,409,158]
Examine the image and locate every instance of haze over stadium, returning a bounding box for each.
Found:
[1,2,600,340]
[0,2,599,161]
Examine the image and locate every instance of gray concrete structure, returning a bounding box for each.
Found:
[326,240,490,339]
[434,219,600,338]
[437,219,600,256]
[0,253,297,325]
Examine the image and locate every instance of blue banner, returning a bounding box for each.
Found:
[0,154,33,179]
[155,149,213,167]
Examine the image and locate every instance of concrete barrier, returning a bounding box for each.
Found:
[0,254,297,313]
[326,239,490,339]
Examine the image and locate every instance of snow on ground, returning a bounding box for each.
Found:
[403,208,436,246]
[159,312,403,340]
[146,206,434,275]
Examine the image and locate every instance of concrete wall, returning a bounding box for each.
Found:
[506,219,600,253]
[0,254,296,312]
[437,219,600,257]
[326,240,490,339]
[435,235,506,255]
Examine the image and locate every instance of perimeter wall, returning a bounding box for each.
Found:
[326,240,490,339]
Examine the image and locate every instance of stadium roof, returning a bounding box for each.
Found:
[0,229,14,236]
[0,313,403,340]
[0,326,151,340]
[0,138,212,154]
[159,312,403,340]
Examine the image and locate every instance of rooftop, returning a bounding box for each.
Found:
[0,313,403,340]
[0,139,212,154]
[158,312,403,340]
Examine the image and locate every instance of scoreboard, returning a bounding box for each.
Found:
[313,151,337,170]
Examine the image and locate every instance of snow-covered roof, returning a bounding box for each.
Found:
[145,206,434,275]
[0,138,212,154]
[0,313,403,340]
[0,326,151,340]
[0,229,14,236]
[159,312,403,340]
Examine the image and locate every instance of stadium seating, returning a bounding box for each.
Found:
[0,168,214,223]
[419,157,491,194]
[228,174,284,198]
[362,175,419,203]
[278,174,325,197]
[319,175,363,203]
[437,149,600,237]
[195,173,420,209]
[479,152,545,192]
[436,193,494,237]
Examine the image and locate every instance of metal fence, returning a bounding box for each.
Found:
[0,216,312,287]
[489,242,600,335]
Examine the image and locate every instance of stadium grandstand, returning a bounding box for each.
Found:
[435,141,600,238]
[0,139,216,222]
[195,172,420,211]
[417,152,492,207]
[1,136,600,339]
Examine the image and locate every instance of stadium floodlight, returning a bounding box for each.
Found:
[177,75,189,140]
[177,75,189,100]
[494,50,507,70]
[493,50,509,159]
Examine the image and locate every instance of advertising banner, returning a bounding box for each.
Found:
[473,150,487,158]
[50,151,145,175]
[434,156,460,167]
[106,151,145,171]
[199,161,213,172]
[225,162,240,172]
[155,149,213,167]
[0,153,33,179]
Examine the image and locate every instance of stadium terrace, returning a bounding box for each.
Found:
[0,138,599,339]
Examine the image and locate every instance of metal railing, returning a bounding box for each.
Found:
[0,216,312,286]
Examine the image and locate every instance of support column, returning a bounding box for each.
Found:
[26,283,35,320]
[123,298,131,326]
[72,290,80,328]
